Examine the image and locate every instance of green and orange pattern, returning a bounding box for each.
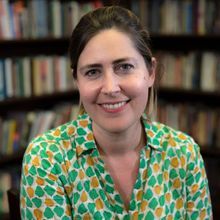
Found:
[20,113,212,219]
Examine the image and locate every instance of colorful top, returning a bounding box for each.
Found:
[20,113,212,220]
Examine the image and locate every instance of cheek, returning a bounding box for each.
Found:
[77,83,97,104]
[128,83,149,116]
[135,86,149,103]
[125,76,148,97]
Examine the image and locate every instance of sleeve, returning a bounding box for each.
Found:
[185,143,213,219]
[20,140,73,220]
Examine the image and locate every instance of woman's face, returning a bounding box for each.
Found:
[76,29,155,133]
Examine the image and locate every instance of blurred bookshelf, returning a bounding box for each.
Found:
[0,0,220,219]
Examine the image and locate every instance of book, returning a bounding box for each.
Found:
[41,56,54,95]
[216,55,220,91]
[200,52,216,91]
[0,118,3,154]
[37,111,56,135]
[182,0,193,34]
[197,0,206,35]
[6,119,16,155]
[32,58,42,96]
[0,172,11,213]
[49,0,62,38]
[182,53,195,89]
[22,57,31,97]
[4,58,13,98]
[161,0,179,34]
[157,102,217,148]
[34,0,48,37]
[149,0,162,33]
[139,0,149,28]
[62,1,80,36]
[0,60,6,100]
[0,0,12,39]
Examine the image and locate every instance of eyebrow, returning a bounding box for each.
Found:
[79,57,137,72]
[79,64,101,73]
[113,58,132,64]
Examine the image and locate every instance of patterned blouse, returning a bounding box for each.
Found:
[20,113,212,219]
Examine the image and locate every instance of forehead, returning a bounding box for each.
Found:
[86,28,135,50]
[78,28,141,65]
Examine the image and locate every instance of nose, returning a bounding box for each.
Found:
[101,72,120,95]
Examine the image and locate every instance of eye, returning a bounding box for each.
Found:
[84,69,101,79]
[115,63,134,74]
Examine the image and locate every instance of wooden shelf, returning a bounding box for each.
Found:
[0,213,9,220]
[0,2,219,219]
[0,37,70,57]
[0,148,25,168]
[0,90,79,114]
[1,35,220,58]
[0,88,219,115]
[151,34,220,52]
[158,87,220,107]
[201,149,220,158]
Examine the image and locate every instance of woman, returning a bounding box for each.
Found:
[20,6,212,219]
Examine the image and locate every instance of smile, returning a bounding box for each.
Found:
[101,101,127,110]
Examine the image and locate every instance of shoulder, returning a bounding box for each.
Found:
[23,113,92,164]
[152,121,196,146]
[143,118,200,161]
[27,120,76,152]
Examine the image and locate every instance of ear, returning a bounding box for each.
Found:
[73,79,79,91]
[146,57,156,87]
[72,69,79,89]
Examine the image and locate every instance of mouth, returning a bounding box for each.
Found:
[99,100,130,111]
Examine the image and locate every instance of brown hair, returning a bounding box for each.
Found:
[69,6,161,116]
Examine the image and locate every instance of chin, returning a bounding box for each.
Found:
[102,124,129,134]
[97,116,140,134]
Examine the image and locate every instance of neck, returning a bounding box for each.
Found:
[93,120,145,156]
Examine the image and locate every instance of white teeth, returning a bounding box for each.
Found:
[102,101,126,110]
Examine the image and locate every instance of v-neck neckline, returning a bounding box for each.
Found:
[91,144,152,217]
